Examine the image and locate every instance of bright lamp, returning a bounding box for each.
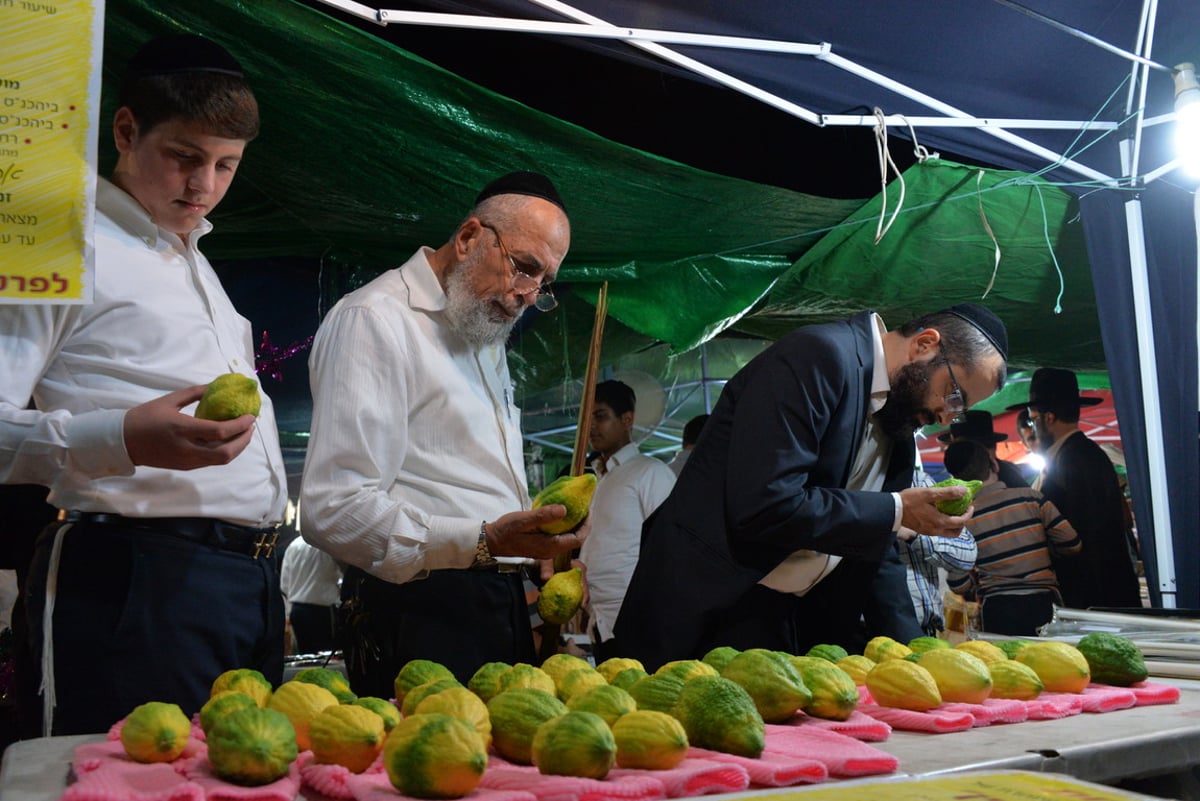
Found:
[1175,62,1200,178]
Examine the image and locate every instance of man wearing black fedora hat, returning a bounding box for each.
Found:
[938,409,1033,488]
[1006,368,1140,609]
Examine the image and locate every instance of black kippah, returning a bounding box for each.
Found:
[126,34,245,79]
[475,171,567,214]
[941,302,1008,361]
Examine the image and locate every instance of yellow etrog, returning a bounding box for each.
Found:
[532,474,597,534]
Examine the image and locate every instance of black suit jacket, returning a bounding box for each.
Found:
[614,312,915,668]
[1040,430,1141,609]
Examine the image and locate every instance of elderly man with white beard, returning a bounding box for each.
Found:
[300,172,586,695]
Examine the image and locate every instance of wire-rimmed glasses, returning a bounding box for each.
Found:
[479,221,557,312]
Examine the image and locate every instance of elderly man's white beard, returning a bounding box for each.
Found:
[444,254,520,347]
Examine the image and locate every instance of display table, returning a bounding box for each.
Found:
[3,680,1198,801]
[875,678,1200,784]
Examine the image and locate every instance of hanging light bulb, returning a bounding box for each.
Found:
[1175,63,1200,178]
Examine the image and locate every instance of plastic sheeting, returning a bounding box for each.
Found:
[101,0,1098,393]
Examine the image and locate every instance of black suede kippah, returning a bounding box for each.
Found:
[941,302,1008,361]
[475,171,567,213]
[126,34,245,78]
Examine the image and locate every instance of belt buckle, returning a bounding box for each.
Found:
[497,562,522,574]
[253,528,280,559]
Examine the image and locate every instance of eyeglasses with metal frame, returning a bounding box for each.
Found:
[478,221,557,312]
[941,348,967,421]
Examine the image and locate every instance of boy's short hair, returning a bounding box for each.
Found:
[943,440,992,482]
[594,380,636,417]
[119,34,259,141]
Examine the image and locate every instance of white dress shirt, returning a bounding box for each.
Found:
[300,248,530,585]
[579,442,676,642]
[280,538,343,608]
[0,178,286,525]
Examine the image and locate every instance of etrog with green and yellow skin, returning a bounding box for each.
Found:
[720,648,811,723]
[384,713,487,799]
[612,710,689,770]
[207,707,298,786]
[467,661,511,703]
[532,474,597,534]
[200,691,259,737]
[788,656,859,721]
[291,666,357,703]
[836,654,876,684]
[566,683,637,726]
[671,675,765,758]
[864,635,913,663]
[865,659,942,711]
[932,477,984,514]
[195,373,262,420]
[266,680,339,751]
[918,648,993,704]
[120,701,192,763]
[595,656,645,684]
[954,639,1009,665]
[541,652,593,686]
[308,704,386,774]
[806,643,849,663]
[628,672,688,713]
[611,667,649,692]
[701,646,741,673]
[353,696,402,732]
[413,686,492,750]
[531,711,616,779]
[908,636,951,656]
[497,663,557,696]
[394,660,456,707]
[401,678,462,717]
[988,659,1044,700]
[210,668,272,708]
[1016,641,1091,693]
[538,568,585,625]
[656,658,719,683]
[486,687,567,764]
[556,667,608,703]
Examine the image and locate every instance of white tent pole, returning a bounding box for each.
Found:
[1124,198,1177,607]
[1119,0,1157,180]
[367,0,1115,184]
[374,9,828,54]
[815,51,1115,184]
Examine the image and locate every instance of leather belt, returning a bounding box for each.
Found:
[410,562,525,582]
[62,511,280,559]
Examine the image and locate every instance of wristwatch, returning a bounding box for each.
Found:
[474,521,498,568]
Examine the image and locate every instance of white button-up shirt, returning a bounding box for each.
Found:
[579,442,676,641]
[300,248,531,585]
[0,178,286,525]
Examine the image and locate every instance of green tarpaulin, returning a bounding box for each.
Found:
[98,0,1105,446]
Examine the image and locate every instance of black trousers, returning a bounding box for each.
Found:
[980,591,1057,636]
[25,519,284,735]
[289,602,338,654]
[339,567,535,698]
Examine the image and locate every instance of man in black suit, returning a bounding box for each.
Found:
[1009,368,1141,609]
[614,304,1009,669]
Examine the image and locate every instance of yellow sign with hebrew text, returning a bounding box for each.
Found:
[0,0,104,303]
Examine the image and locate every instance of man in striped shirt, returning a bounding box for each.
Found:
[942,440,1081,636]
